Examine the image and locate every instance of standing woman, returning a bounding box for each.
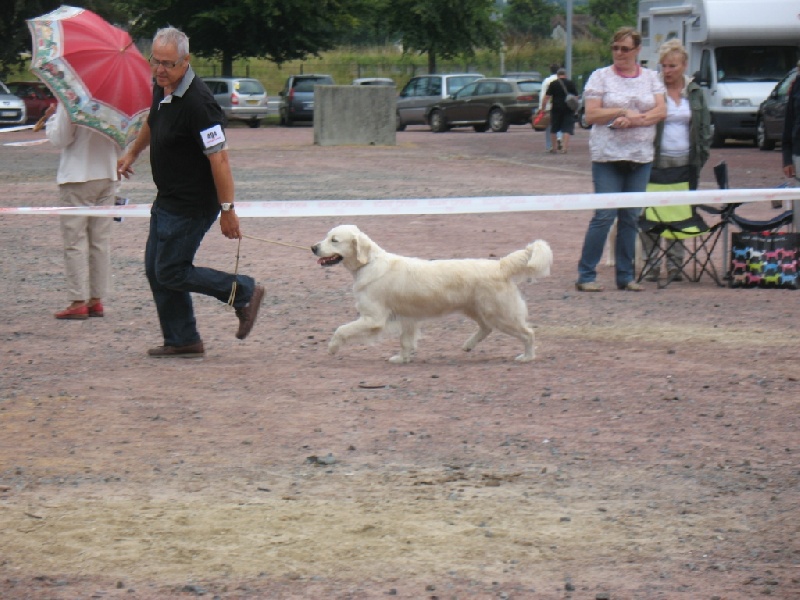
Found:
[642,39,711,282]
[575,27,666,292]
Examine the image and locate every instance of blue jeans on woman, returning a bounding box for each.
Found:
[577,161,652,287]
[145,205,255,347]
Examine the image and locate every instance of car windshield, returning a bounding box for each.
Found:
[716,46,799,82]
[294,77,333,92]
[446,76,481,96]
[517,81,542,93]
[236,81,264,95]
[454,82,478,98]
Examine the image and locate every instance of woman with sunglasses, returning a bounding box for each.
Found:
[575,27,666,292]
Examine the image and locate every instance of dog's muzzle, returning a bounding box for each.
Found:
[311,244,343,267]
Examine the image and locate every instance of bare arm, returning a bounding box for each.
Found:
[117,119,151,179]
[585,94,666,128]
[207,149,241,239]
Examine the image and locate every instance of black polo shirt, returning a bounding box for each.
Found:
[148,67,227,217]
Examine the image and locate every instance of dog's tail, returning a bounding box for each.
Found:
[500,239,553,279]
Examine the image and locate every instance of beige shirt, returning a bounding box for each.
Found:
[46,103,121,185]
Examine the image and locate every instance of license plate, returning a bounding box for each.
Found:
[1,111,16,117]
[246,99,259,105]
[304,102,314,110]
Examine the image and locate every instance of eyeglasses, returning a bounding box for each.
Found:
[148,56,185,69]
[610,44,637,53]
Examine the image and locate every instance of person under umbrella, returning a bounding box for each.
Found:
[45,101,121,319]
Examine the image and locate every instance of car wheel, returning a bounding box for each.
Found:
[489,108,509,132]
[248,118,261,129]
[284,113,293,127]
[473,124,488,132]
[429,110,449,133]
[279,110,286,126]
[756,118,775,151]
[396,113,406,132]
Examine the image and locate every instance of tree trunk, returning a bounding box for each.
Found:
[428,50,436,74]
[222,51,234,77]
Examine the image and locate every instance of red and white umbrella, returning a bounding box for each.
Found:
[27,5,152,148]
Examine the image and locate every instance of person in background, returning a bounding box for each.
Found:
[642,39,711,282]
[45,102,121,320]
[117,26,264,358]
[541,68,578,154]
[782,62,800,184]
[575,26,666,292]
[538,63,562,153]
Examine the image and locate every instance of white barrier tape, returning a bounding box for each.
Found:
[0,188,797,218]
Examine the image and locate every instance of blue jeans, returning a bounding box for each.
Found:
[577,161,652,286]
[145,206,255,347]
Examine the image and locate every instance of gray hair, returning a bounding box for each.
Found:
[153,26,189,57]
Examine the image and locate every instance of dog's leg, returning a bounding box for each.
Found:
[328,316,384,355]
[462,319,492,353]
[481,292,535,362]
[389,319,419,364]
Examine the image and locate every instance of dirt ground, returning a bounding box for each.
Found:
[0,122,798,600]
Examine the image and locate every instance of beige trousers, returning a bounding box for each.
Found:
[58,179,118,300]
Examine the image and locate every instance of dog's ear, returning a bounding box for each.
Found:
[354,232,371,266]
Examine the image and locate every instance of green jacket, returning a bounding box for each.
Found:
[653,77,711,173]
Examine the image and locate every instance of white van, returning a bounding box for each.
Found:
[638,0,800,146]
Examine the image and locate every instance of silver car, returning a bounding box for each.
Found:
[396,73,484,131]
[0,82,27,126]
[201,77,269,128]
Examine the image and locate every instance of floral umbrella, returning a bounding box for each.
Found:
[27,5,152,149]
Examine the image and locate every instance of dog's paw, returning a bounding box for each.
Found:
[514,353,535,363]
[388,354,411,364]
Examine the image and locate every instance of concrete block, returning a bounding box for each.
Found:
[314,86,396,146]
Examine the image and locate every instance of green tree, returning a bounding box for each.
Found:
[379,0,502,73]
[129,0,368,75]
[504,0,559,39]
[586,0,637,40]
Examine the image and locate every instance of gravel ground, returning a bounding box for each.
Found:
[0,122,798,600]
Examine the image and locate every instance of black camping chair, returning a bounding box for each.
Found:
[637,162,738,288]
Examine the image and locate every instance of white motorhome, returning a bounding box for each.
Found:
[638,0,800,146]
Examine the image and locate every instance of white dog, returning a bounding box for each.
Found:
[311,225,553,363]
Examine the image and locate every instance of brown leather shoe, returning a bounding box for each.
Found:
[235,285,265,340]
[147,341,205,358]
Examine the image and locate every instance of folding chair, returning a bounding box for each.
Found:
[636,161,737,288]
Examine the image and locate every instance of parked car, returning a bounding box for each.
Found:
[278,74,335,126]
[0,82,27,126]
[426,78,539,133]
[756,67,798,151]
[502,71,543,82]
[202,77,269,128]
[396,73,484,131]
[5,81,56,121]
[352,77,395,86]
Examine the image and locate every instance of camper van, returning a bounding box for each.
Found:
[638,0,800,146]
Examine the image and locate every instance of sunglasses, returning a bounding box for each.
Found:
[610,44,637,53]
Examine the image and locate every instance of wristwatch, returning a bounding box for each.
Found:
[220,202,234,212]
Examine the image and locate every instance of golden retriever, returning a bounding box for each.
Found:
[311,225,553,363]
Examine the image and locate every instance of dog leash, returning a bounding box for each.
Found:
[227,233,308,307]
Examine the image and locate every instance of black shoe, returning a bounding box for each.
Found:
[235,285,265,340]
[148,341,205,358]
